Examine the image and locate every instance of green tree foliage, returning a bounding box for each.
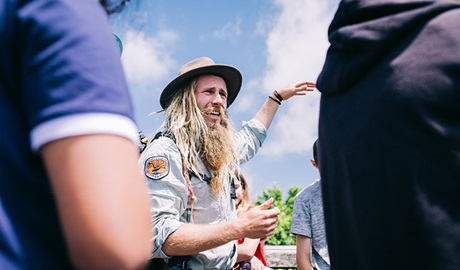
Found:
[255,185,302,246]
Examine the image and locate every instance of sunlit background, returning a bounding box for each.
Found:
[109,0,341,199]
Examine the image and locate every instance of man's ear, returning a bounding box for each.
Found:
[310,159,318,169]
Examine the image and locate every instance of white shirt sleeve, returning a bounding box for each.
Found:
[30,112,139,151]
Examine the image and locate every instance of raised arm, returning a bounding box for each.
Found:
[254,81,316,130]
[41,134,152,270]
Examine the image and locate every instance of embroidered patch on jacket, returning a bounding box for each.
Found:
[145,156,169,180]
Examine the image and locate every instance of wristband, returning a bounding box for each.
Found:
[268,95,281,105]
[273,90,283,101]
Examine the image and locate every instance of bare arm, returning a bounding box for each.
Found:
[249,256,266,270]
[163,198,280,256]
[254,81,315,130]
[41,134,152,270]
[296,235,313,270]
[236,238,260,262]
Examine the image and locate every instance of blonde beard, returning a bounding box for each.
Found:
[200,109,236,197]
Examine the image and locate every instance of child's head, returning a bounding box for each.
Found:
[234,172,251,214]
[311,139,319,169]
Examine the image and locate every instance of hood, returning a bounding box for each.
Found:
[317,0,460,95]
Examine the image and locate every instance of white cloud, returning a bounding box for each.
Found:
[198,18,242,42]
[211,17,242,41]
[121,29,179,89]
[232,78,262,113]
[258,0,338,157]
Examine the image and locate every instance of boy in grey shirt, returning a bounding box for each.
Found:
[291,139,330,270]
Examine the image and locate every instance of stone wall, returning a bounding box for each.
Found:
[265,245,296,269]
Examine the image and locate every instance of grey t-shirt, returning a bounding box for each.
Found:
[291,180,330,270]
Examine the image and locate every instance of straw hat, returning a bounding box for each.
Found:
[160,57,242,109]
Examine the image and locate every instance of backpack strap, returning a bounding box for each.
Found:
[149,131,196,223]
[138,131,148,153]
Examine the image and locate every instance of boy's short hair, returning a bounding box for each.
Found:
[313,139,319,163]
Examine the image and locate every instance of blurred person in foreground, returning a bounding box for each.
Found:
[291,139,329,270]
[0,0,152,269]
[316,0,460,269]
[140,56,315,269]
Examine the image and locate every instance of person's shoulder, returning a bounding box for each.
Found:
[295,179,321,200]
[140,133,179,159]
[303,179,321,193]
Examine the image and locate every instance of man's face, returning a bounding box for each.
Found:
[194,74,228,125]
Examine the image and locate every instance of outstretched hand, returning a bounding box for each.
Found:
[276,81,316,101]
[237,198,280,240]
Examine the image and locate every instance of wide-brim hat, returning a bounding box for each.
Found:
[160,57,242,109]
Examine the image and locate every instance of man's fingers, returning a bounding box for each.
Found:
[261,206,280,220]
[258,198,274,210]
[295,81,316,87]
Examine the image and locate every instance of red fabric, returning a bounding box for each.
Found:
[254,241,267,266]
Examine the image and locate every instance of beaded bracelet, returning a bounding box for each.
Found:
[273,90,283,101]
[268,95,281,105]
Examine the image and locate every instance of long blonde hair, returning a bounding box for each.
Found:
[236,172,251,216]
[158,78,239,196]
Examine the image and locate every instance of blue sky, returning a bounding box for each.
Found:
[109,0,340,199]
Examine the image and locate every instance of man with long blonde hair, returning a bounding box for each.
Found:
[140,57,315,269]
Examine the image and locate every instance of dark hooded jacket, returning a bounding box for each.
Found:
[317,0,460,269]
